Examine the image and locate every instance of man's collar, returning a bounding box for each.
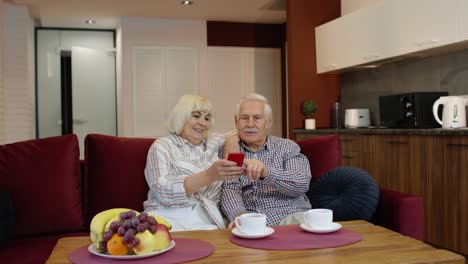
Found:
[240,136,270,152]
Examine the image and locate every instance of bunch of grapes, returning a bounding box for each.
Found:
[102,211,159,251]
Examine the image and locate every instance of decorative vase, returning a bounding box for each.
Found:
[305,119,316,129]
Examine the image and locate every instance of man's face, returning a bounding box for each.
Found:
[235,101,272,149]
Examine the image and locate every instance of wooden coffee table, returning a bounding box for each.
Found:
[45,221,465,264]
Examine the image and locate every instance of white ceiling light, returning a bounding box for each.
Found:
[181,0,193,6]
[84,20,96,24]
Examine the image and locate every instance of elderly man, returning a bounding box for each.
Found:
[221,93,312,226]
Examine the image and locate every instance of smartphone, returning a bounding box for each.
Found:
[227,152,245,167]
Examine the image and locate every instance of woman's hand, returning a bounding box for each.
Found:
[206,159,243,182]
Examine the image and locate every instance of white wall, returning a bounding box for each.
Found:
[2,3,35,144]
[341,0,378,15]
[119,18,207,136]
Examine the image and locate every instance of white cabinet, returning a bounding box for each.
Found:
[316,0,463,73]
[385,0,459,54]
[206,47,282,136]
[316,0,394,73]
[460,0,468,39]
[132,46,282,137]
[132,46,199,137]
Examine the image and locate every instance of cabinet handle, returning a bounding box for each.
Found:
[447,143,468,147]
[386,141,408,144]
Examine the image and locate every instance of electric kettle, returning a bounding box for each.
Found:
[432,96,468,128]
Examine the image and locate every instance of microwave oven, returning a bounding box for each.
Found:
[379,92,448,128]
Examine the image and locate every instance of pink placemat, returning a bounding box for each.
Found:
[230,225,362,250]
[68,238,214,264]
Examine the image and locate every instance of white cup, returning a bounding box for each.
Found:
[303,209,333,228]
[234,213,266,235]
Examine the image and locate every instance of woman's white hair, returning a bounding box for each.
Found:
[167,94,214,135]
[235,93,273,118]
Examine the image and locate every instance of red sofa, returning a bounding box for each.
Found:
[0,133,424,263]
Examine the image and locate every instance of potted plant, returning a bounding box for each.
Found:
[301,100,318,129]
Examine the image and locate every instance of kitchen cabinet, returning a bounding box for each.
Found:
[374,135,426,195]
[386,0,459,55]
[426,136,468,254]
[315,3,391,73]
[459,0,468,40]
[340,134,379,182]
[296,131,468,255]
[315,0,462,73]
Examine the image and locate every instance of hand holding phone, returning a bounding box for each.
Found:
[227,152,245,167]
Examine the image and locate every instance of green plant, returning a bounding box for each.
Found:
[301,100,318,118]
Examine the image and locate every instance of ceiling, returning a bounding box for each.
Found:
[9,0,286,29]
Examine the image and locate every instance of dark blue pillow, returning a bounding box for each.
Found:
[308,167,379,221]
[0,191,14,243]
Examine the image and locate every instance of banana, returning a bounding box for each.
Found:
[90,208,134,248]
[148,213,172,230]
[103,214,120,232]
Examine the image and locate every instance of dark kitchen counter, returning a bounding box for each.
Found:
[293,127,468,136]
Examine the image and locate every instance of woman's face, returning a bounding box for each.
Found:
[180,110,212,145]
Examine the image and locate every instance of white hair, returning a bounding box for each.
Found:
[167,94,214,135]
[235,93,273,118]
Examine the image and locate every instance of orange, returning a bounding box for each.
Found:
[106,234,129,255]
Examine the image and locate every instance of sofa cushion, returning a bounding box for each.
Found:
[0,134,83,238]
[0,191,14,242]
[308,166,379,221]
[84,134,155,225]
[297,134,342,180]
[0,232,88,264]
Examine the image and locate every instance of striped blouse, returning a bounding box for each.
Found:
[143,133,226,228]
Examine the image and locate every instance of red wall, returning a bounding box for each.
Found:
[287,0,341,138]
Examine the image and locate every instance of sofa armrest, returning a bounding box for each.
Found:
[371,188,425,241]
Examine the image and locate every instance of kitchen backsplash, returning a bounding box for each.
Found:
[341,48,468,126]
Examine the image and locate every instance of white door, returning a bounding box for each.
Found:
[71,47,116,156]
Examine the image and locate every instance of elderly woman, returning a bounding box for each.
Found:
[143,94,242,231]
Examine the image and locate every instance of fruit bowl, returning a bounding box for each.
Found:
[90,209,173,257]
[88,240,175,259]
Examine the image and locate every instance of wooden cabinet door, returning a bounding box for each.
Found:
[375,135,426,195]
[340,135,379,183]
[427,136,468,254]
[442,137,468,254]
[425,136,447,250]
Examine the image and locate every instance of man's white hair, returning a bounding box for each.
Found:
[235,93,273,118]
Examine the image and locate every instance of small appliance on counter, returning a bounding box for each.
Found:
[432,95,468,128]
[379,92,448,128]
[345,109,370,128]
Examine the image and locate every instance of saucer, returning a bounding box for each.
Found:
[300,222,342,233]
[232,227,275,239]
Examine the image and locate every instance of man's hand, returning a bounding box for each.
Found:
[228,221,236,229]
[223,133,240,157]
[243,159,267,182]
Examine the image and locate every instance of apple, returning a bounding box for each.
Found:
[133,230,157,255]
[153,224,172,251]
